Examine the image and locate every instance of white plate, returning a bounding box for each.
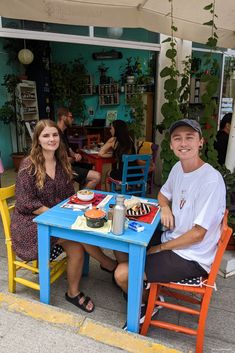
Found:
[82,149,99,154]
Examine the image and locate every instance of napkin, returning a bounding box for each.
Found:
[71,215,111,234]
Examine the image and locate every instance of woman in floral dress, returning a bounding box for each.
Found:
[11,119,116,313]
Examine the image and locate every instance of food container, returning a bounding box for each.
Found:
[84,208,107,228]
[77,189,94,201]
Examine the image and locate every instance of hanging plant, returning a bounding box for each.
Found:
[200,1,220,167]
[158,0,193,182]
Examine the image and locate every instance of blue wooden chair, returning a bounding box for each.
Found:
[138,141,159,194]
[108,154,151,197]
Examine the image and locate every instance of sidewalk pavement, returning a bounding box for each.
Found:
[0,291,181,353]
[1,170,235,352]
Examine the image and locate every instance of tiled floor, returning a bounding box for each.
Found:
[1,169,235,352]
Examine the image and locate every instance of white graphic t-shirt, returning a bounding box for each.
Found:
[160,162,226,272]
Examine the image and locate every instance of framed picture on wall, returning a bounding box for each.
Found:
[106,110,117,126]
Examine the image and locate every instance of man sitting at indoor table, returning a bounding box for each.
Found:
[57,107,101,189]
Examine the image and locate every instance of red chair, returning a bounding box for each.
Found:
[141,210,232,353]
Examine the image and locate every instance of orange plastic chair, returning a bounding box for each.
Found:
[87,134,101,147]
[141,210,232,353]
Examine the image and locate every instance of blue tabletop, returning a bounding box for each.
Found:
[34,191,160,247]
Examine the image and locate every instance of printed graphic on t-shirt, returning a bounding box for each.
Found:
[179,189,187,209]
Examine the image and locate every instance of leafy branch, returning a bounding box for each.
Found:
[202,2,235,231]
[200,0,219,167]
[158,0,192,181]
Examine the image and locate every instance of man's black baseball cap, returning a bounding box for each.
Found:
[169,119,202,137]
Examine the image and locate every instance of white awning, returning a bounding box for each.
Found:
[0,0,235,48]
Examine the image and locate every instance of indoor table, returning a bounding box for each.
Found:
[34,191,160,333]
[80,149,114,189]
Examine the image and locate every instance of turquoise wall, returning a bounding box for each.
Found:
[0,39,19,168]
[0,38,152,167]
[50,42,151,124]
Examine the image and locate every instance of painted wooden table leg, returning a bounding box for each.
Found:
[82,251,90,277]
[38,224,50,304]
[127,244,146,333]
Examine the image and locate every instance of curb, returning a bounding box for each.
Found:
[0,292,182,353]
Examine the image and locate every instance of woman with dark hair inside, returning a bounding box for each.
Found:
[214,113,232,165]
[10,119,117,313]
[98,119,135,191]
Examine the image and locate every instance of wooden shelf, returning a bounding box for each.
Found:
[16,82,39,120]
[124,84,148,104]
[16,80,39,149]
[98,84,119,106]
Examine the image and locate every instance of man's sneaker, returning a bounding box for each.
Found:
[122,295,164,331]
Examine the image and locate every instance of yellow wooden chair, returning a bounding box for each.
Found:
[0,185,67,292]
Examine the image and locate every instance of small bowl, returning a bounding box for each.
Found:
[84,208,106,228]
[77,189,94,201]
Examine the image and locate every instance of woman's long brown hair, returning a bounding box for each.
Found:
[23,119,72,189]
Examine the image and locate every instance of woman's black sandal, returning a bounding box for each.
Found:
[65,292,95,313]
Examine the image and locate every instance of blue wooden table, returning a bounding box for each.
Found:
[34,192,160,333]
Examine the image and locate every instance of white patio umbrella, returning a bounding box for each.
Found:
[0,0,235,48]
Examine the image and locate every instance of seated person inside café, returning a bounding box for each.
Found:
[214,112,232,165]
[10,119,117,313]
[98,119,136,191]
[57,107,101,189]
[114,119,226,323]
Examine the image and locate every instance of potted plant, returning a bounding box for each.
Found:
[51,58,88,125]
[120,57,142,84]
[97,63,109,84]
[0,74,26,171]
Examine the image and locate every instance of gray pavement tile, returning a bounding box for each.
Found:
[203,337,235,353]
[0,308,126,353]
[217,273,235,289]
[210,286,235,313]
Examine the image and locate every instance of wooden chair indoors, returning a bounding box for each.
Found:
[140,210,233,353]
[138,141,158,194]
[107,154,151,197]
[0,185,67,292]
[86,134,101,148]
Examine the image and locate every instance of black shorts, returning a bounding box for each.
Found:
[145,227,208,283]
[72,162,92,184]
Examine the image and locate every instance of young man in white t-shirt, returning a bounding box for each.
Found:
[115,119,226,322]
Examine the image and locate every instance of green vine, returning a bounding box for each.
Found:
[200,3,235,230]
[200,1,220,167]
[158,0,192,181]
